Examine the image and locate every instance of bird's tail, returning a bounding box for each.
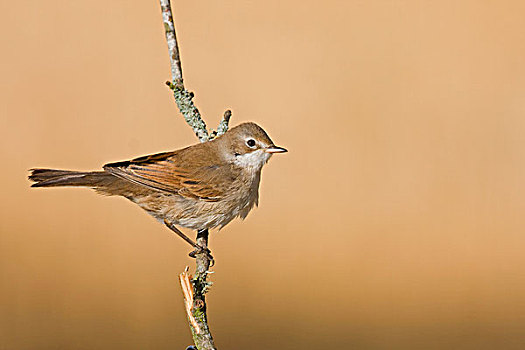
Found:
[29,169,117,188]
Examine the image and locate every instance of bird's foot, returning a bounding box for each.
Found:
[189,246,215,267]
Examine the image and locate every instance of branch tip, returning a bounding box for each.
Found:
[216,110,232,137]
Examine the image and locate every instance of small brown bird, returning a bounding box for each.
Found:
[29,122,286,258]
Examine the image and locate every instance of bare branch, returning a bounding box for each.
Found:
[159,0,183,86]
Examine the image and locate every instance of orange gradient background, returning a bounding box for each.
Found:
[2,1,525,349]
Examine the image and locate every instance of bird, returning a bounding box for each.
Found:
[29,122,287,260]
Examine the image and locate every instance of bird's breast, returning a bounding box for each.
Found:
[156,169,262,230]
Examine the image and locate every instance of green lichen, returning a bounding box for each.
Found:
[170,85,209,142]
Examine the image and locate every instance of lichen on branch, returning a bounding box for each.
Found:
[160,0,230,143]
[166,82,209,142]
[159,1,228,349]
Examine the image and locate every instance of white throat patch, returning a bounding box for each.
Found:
[233,150,271,173]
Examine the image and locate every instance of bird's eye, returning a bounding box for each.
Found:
[246,139,256,148]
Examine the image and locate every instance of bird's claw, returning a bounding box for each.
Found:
[189,246,215,266]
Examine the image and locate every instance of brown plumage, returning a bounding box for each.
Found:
[29,122,287,231]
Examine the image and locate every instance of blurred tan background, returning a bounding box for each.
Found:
[2,0,525,349]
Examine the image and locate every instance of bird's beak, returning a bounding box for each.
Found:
[265,145,288,154]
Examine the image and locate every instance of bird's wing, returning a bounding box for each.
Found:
[103,151,232,201]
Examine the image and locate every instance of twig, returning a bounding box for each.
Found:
[179,267,200,334]
[160,0,231,141]
[190,229,216,349]
[159,0,183,87]
[178,232,215,349]
[210,110,232,139]
[159,1,223,349]
[160,0,209,142]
